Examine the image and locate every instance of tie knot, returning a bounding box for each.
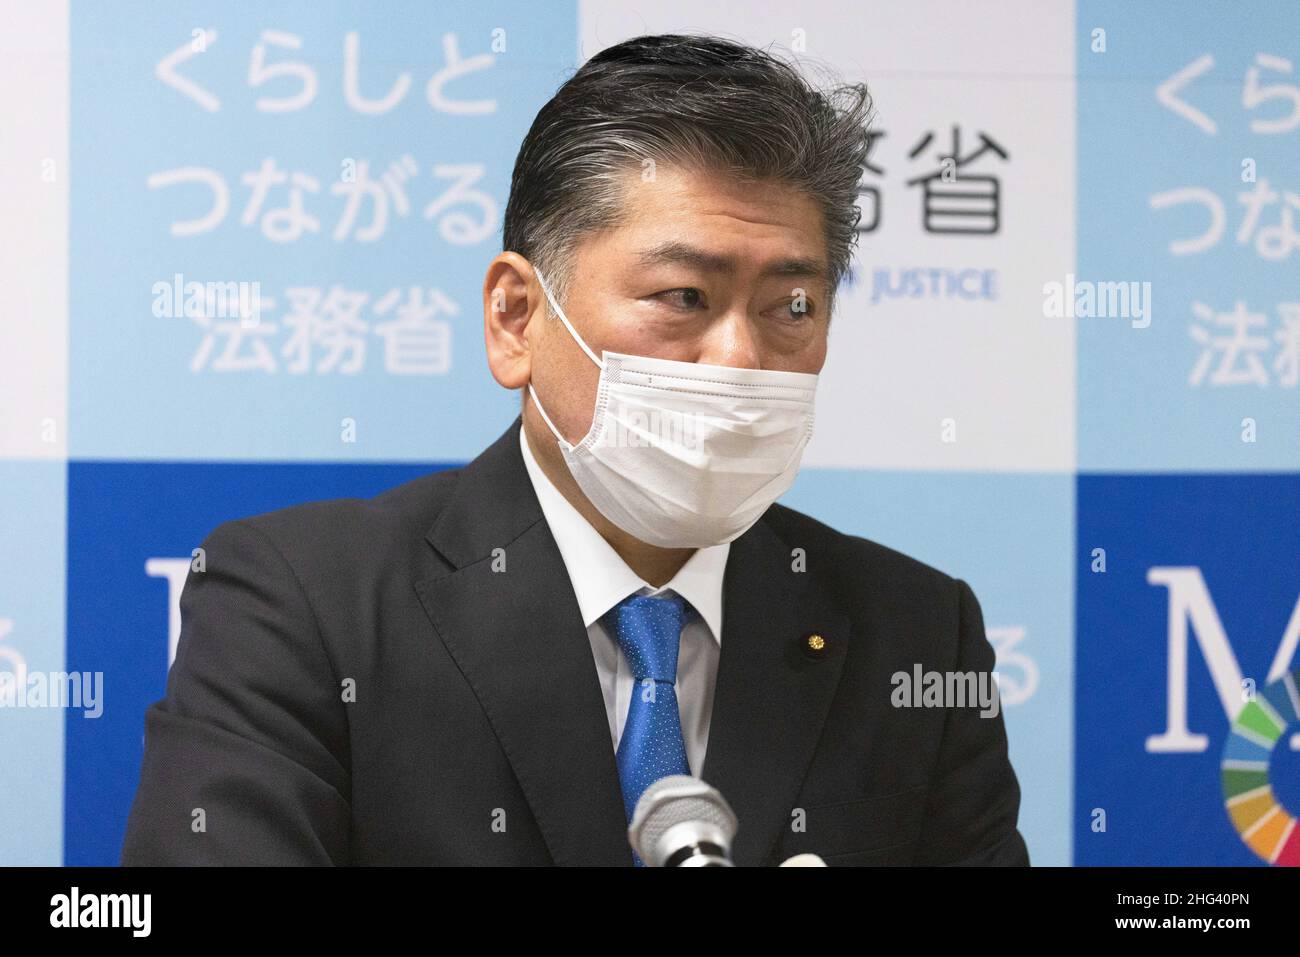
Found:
[603,593,689,683]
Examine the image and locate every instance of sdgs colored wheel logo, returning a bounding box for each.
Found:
[1077,475,1300,866]
[1221,668,1300,866]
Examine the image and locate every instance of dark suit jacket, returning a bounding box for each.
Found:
[121,416,1030,866]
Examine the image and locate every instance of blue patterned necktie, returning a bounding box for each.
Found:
[602,592,692,866]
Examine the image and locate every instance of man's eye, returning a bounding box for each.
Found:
[657,288,706,310]
[775,299,815,322]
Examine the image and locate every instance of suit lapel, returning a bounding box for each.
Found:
[700,519,851,866]
[414,416,850,867]
[414,417,632,865]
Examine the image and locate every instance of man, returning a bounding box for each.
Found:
[121,34,1029,866]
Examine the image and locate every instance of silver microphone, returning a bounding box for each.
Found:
[627,775,738,867]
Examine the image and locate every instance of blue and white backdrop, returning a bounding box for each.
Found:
[2,0,1298,866]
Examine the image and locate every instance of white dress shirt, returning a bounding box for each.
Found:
[518,425,729,777]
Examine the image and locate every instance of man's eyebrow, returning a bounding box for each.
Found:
[635,241,829,284]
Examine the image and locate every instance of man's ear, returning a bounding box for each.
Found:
[483,252,544,390]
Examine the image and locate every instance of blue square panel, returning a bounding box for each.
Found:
[65,459,452,865]
[1076,473,1300,865]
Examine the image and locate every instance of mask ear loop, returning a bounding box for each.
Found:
[527,381,574,453]
[527,268,604,453]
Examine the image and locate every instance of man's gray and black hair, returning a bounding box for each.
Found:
[502,33,874,315]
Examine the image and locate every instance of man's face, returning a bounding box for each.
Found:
[527,164,832,445]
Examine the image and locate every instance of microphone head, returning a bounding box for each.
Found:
[779,853,828,867]
[627,775,739,867]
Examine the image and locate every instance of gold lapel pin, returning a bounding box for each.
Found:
[801,632,828,659]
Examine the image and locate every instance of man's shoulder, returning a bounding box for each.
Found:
[200,465,466,571]
[761,501,962,611]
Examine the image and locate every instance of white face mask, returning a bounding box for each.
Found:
[526,268,819,549]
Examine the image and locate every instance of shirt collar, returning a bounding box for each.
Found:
[518,423,728,643]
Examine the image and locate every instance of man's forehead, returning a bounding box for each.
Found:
[632,239,830,284]
[562,166,832,288]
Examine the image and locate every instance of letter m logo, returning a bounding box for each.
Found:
[1146,567,1300,754]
